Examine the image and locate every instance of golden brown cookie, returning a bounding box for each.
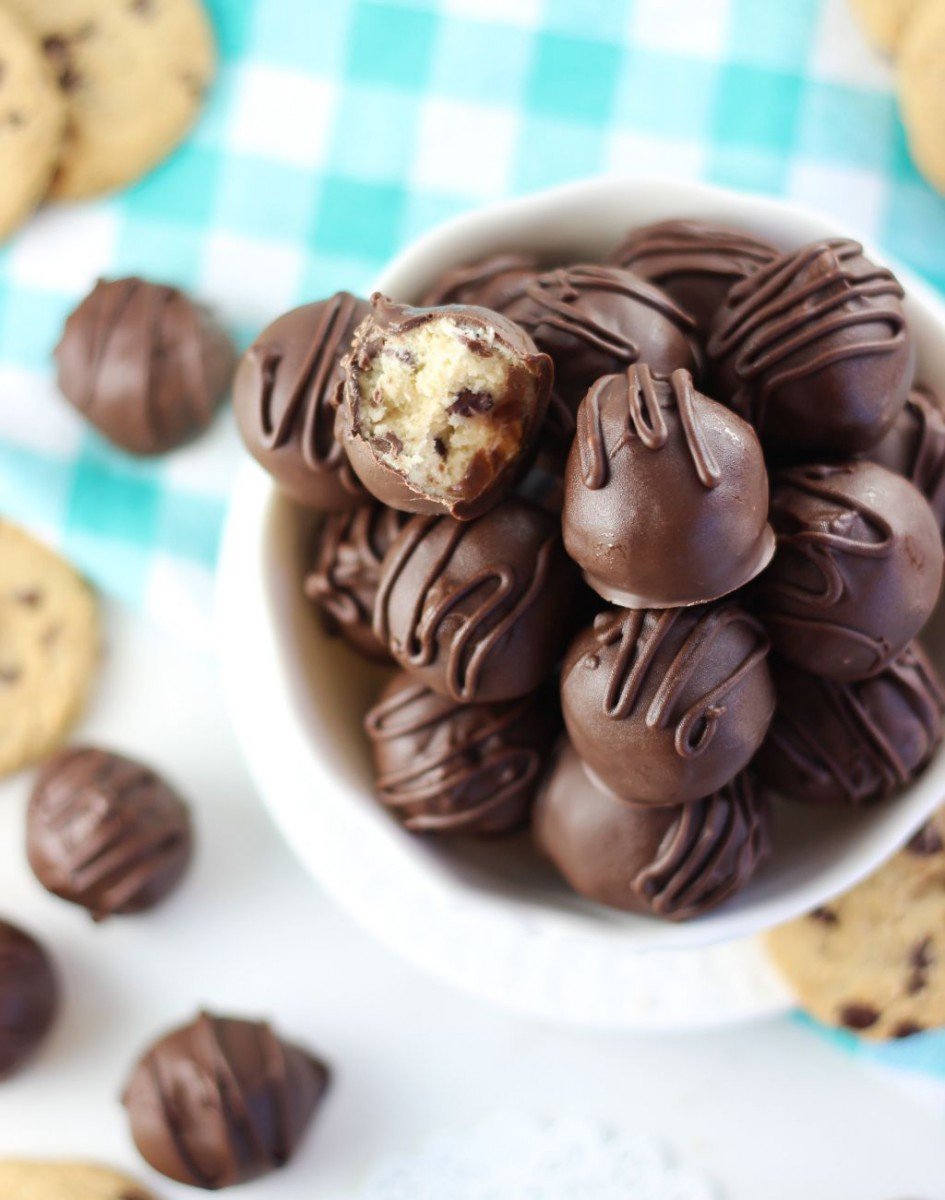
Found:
[897,0,945,194]
[4,0,215,201]
[0,521,99,776]
[0,1161,156,1200]
[0,6,66,237]
[767,810,945,1040]
[848,0,928,53]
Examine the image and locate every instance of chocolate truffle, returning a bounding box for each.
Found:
[339,295,552,520]
[233,294,369,511]
[365,671,557,834]
[303,503,409,662]
[122,1011,329,1189]
[504,263,701,404]
[563,364,774,608]
[561,604,774,806]
[755,645,945,807]
[866,384,945,535]
[375,499,576,703]
[55,277,235,456]
[420,253,538,313]
[27,746,192,920]
[0,918,57,1080]
[708,239,913,459]
[534,741,770,920]
[609,218,779,336]
[755,462,943,681]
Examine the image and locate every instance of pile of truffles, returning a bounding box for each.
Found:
[235,219,945,923]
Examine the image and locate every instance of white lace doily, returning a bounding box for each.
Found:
[353,1113,718,1200]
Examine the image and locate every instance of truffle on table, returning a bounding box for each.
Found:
[754,645,945,808]
[561,604,775,807]
[233,293,369,511]
[303,502,409,663]
[563,363,774,608]
[866,384,945,536]
[420,253,538,313]
[27,746,192,920]
[755,461,943,681]
[122,1011,329,1190]
[0,918,58,1080]
[55,277,235,456]
[365,671,558,835]
[339,295,553,520]
[609,218,779,336]
[707,239,914,460]
[534,741,770,921]
[503,262,701,404]
[375,499,576,704]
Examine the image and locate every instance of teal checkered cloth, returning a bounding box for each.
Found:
[1,0,944,1079]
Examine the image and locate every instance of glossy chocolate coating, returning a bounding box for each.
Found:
[755,645,945,807]
[534,741,770,920]
[375,499,576,703]
[55,277,235,456]
[338,296,552,520]
[122,1011,329,1189]
[755,462,943,681]
[303,503,409,662]
[234,294,369,510]
[563,364,774,607]
[561,604,775,806]
[0,919,57,1080]
[610,219,779,336]
[504,263,701,404]
[867,385,945,536]
[27,746,192,920]
[365,671,558,834]
[708,239,913,460]
[420,253,538,313]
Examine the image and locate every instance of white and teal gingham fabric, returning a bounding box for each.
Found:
[1,0,944,1077]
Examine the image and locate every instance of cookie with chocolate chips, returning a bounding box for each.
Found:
[767,809,945,1040]
[5,0,215,200]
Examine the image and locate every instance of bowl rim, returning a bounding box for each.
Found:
[216,174,945,1028]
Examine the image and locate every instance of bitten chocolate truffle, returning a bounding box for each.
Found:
[504,263,701,403]
[233,294,369,511]
[609,219,778,336]
[867,385,945,535]
[55,277,236,456]
[339,295,552,520]
[563,364,774,608]
[122,1011,329,1190]
[375,499,576,703]
[365,671,557,834]
[303,503,409,662]
[534,741,770,920]
[755,645,945,807]
[561,604,774,806]
[27,746,192,920]
[0,918,57,1080]
[421,253,538,313]
[708,239,913,459]
[755,462,943,681]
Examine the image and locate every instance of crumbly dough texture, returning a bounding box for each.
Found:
[359,316,531,495]
[848,0,928,53]
[897,0,945,193]
[0,1162,156,1200]
[0,521,99,776]
[0,6,66,237]
[4,0,215,201]
[767,810,945,1040]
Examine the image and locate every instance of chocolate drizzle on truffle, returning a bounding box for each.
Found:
[868,385,945,534]
[122,1011,329,1189]
[420,253,538,313]
[365,672,556,834]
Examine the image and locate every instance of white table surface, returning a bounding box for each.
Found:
[0,603,942,1200]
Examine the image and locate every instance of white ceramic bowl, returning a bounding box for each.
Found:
[217,177,945,1028]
